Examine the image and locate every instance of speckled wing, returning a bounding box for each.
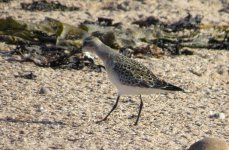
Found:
[112,55,183,91]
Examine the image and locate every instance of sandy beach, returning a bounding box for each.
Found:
[0,0,228,149]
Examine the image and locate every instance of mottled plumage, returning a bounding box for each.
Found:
[109,53,183,91]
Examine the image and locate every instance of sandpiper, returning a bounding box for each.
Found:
[82,36,183,125]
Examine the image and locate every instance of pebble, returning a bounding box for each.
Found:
[209,111,226,120]
[219,113,226,119]
[188,137,229,150]
[39,86,49,94]
[37,105,45,112]
[216,65,226,75]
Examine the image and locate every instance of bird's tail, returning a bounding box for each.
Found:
[162,83,184,91]
[162,83,193,93]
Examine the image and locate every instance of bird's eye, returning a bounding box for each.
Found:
[83,40,89,46]
[83,37,93,46]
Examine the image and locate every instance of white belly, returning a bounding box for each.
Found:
[116,84,167,95]
[106,68,166,95]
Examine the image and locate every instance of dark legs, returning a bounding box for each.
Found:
[96,95,144,125]
[134,95,143,126]
[96,95,120,123]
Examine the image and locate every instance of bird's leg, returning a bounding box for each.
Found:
[134,95,143,126]
[96,95,120,123]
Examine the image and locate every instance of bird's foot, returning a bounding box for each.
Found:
[95,117,107,124]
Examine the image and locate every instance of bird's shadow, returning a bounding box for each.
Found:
[0,117,65,125]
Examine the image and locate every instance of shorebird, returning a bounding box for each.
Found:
[82,36,184,125]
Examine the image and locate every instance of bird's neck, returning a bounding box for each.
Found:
[94,43,117,62]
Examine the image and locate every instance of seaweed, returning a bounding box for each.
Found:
[132,16,162,27]
[0,17,87,46]
[132,13,202,32]
[208,32,229,49]
[83,17,122,27]
[166,13,202,32]
[151,38,180,55]
[0,16,228,71]
[21,0,79,11]
[0,0,12,2]
[9,43,103,72]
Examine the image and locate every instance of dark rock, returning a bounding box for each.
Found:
[98,17,113,26]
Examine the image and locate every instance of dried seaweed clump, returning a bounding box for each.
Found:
[83,17,122,27]
[132,16,162,27]
[133,13,202,32]
[0,0,13,2]
[132,14,228,54]
[167,13,202,32]
[21,0,80,11]
[8,43,103,72]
